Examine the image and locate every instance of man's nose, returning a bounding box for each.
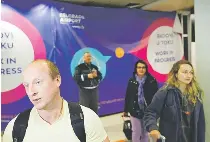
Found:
[28,85,37,96]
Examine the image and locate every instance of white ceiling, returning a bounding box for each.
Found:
[58,0,193,12]
[142,0,193,12]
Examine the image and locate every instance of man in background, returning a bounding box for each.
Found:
[74,52,102,114]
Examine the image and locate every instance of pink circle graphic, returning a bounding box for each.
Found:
[130,18,183,82]
[1,6,46,104]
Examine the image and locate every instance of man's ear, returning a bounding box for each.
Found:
[56,75,61,86]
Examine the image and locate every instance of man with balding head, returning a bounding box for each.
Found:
[3,59,109,142]
[74,52,102,114]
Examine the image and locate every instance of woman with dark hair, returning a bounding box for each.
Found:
[123,60,158,142]
[143,60,205,142]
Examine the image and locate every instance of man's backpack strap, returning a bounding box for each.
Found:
[12,108,32,142]
[12,102,86,142]
[68,102,86,142]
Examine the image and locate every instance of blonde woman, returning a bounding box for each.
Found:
[143,60,205,142]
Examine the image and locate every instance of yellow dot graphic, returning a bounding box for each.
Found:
[115,47,125,58]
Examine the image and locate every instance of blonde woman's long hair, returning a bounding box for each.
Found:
[165,60,203,104]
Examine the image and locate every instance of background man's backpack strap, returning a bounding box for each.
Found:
[68,102,86,142]
[12,109,32,142]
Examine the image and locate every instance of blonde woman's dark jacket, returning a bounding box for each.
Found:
[143,86,205,142]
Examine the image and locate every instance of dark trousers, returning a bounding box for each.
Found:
[79,87,99,114]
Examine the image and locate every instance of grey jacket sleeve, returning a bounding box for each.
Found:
[143,89,167,132]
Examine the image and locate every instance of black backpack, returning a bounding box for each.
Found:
[12,102,86,142]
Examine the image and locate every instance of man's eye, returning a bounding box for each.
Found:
[35,81,40,84]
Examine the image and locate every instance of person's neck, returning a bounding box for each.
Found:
[37,95,63,125]
[178,82,186,94]
[137,74,145,79]
[84,61,91,65]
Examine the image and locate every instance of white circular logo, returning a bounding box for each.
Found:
[1,21,34,92]
[147,26,183,74]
